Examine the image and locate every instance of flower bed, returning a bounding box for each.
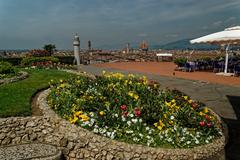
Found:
[47,72,223,148]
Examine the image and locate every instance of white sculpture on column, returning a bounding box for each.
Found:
[73,34,80,65]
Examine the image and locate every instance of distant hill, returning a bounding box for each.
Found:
[154,39,220,50]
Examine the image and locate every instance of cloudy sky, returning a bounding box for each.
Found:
[0,0,239,49]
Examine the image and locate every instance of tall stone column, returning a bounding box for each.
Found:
[73,34,80,65]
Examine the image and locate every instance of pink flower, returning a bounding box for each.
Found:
[120,105,127,111]
[134,108,141,117]
[207,122,212,128]
[199,121,205,127]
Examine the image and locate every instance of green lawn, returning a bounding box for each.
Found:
[0,69,73,117]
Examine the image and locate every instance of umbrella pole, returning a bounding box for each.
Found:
[224,44,230,74]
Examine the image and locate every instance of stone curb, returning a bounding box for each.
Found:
[0,71,29,85]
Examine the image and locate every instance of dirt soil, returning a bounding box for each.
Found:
[31,91,43,116]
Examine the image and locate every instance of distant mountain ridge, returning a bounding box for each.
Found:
[154,39,220,50]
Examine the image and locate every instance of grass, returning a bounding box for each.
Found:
[0,69,73,117]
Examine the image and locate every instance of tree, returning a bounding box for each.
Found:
[43,44,56,55]
[88,40,91,51]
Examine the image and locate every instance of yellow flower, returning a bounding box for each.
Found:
[153,84,158,88]
[165,101,171,107]
[175,105,180,110]
[89,96,94,100]
[157,125,163,130]
[169,120,174,125]
[74,111,83,117]
[60,79,63,83]
[69,116,78,124]
[171,99,176,103]
[79,114,89,121]
[203,108,209,113]
[99,111,106,116]
[128,74,135,78]
[156,120,165,130]
[163,114,167,119]
[183,96,188,100]
[124,80,128,86]
[59,83,66,88]
[128,92,134,97]
[104,101,110,107]
[133,94,139,100]
[102,70,106,75]
[199,111,205,116]
[188,99,193,103]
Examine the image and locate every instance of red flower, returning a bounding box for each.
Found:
[199,121,205,127]
[207,122,212,128]
[134,108,141,117]
[205,115,210,121]
[120,105,127,111]
[123,111,128,117]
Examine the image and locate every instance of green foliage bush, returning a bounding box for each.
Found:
[0,61,16,79]
[21,57,59,66]
[174,57,187,67]
[0,57,22,66]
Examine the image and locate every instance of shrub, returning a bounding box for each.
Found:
[0,57,22,66]
[47,72,223,148]
[174,57,187,67]
[21,57,59,67]
[0,61,16,79]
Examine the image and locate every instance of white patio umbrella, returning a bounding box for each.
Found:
[190,26,240,74]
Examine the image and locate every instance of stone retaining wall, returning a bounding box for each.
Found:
[0,89,226,160]
[0,71,29,85]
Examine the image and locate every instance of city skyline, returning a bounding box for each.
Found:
[0,0,239,49]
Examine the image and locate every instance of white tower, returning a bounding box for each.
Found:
[73,34,80,65]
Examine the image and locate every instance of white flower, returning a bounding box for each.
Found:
[205,140,209,143]
[133,137,139,142]
[129,114,134,118]
[138,118,143,123]
[148,130,153,135]
[107,132,111,137]
[110,133,115,139]
[131,119,138,123]
[186,141,191,144]
[146,127,150,131]
[93,128,99,133]
[127,121,132,126]
[139,133,143,137]
[121,116,126,122]
[114,114,118,118]
[195,140,199,144]
[167,138,172,142]
[170,115,174,120]
[146,136,151,139]
[126,130,134,134]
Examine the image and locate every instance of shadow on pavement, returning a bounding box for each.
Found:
[224,95,240,160]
